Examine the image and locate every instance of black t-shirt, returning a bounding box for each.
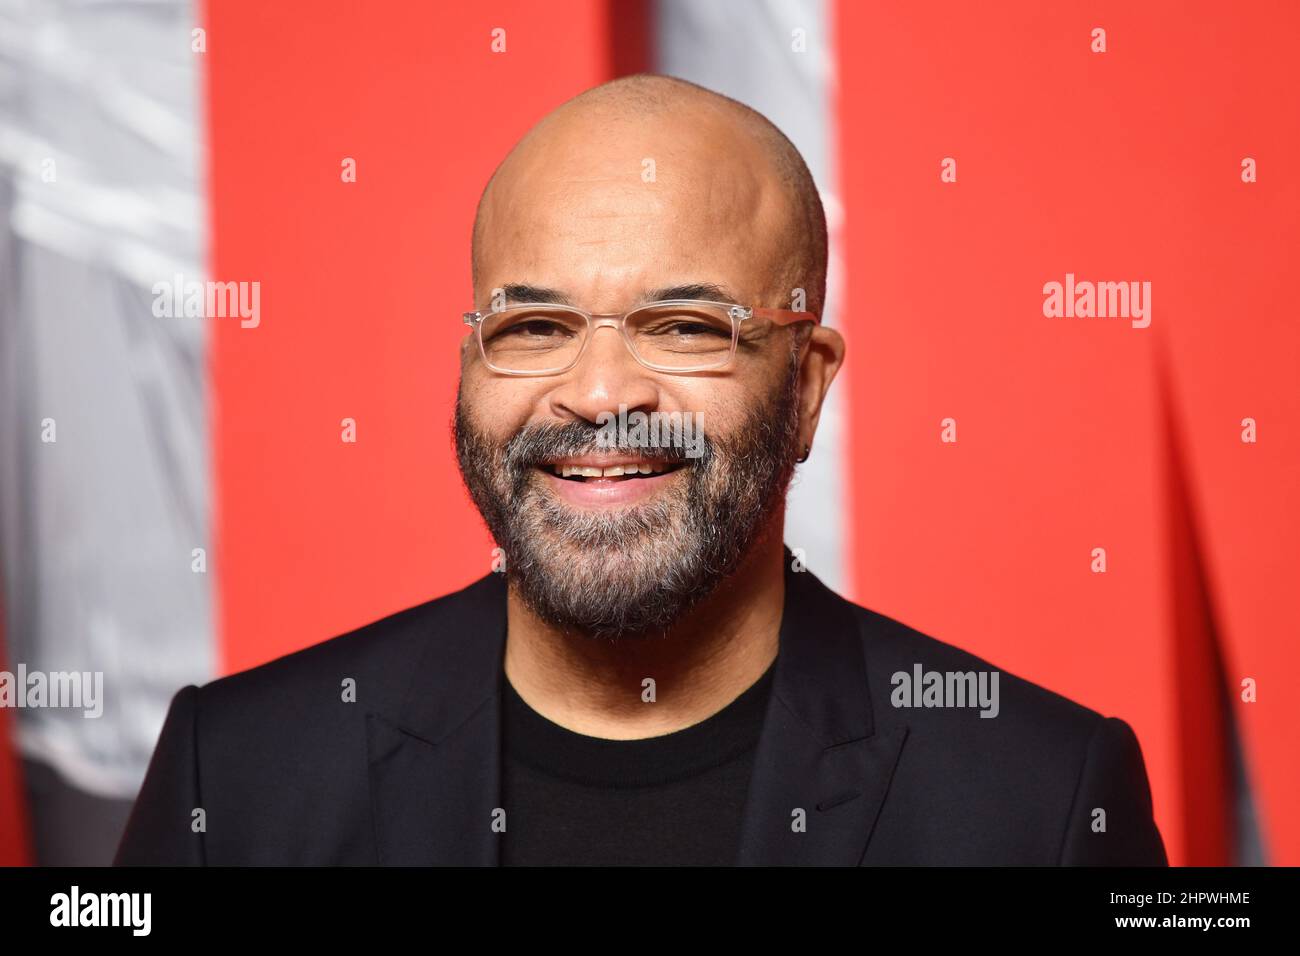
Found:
[499,659,776,866]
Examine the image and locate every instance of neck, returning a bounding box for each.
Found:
[503,519,786,739]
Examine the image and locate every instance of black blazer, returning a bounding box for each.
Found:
[114,561,1168,866]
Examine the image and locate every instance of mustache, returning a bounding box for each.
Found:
[503,420,704,471]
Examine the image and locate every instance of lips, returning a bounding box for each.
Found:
[534,456,689,506]
[546,458,686,481]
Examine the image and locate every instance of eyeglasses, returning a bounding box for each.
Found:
[462,299,818,376]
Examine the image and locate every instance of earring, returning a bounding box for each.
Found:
[796,444,811,463]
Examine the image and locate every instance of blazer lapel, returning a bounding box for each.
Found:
[365,558,907,867]
[736,559,909,866]
[366,573,508,865]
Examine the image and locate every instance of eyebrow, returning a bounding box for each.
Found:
[644,283,737,304]
[500,283,572,305]
[498,282,740,309]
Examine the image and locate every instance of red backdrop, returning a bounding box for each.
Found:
[837,0,1299,865]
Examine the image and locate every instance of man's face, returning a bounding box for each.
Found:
[455,105,808,640]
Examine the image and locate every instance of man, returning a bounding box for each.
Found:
[115,74,1166,866]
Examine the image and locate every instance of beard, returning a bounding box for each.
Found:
[454,354,802,641]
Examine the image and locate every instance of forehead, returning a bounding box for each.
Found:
[474,110,793,306]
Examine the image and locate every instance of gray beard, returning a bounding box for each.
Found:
[454,357,802,641]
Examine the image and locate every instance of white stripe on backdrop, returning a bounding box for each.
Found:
[0,0,213,808]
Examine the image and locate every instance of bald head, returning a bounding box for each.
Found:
[456,76,847,640]
[470,74,828,319]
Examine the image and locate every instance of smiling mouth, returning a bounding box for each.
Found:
[542,460,689,482]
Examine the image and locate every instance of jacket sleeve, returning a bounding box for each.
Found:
[1057,716,1168,865]
[113,684,207,865]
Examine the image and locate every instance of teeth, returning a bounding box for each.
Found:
[549,462,676,478]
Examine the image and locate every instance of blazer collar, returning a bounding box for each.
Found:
[366,572,508,865]
[734,556,909,865]
[366,555,907,866]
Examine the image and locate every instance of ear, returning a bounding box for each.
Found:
[794,324,846,457]
[460,323,480,368]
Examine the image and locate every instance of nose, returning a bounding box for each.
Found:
[545,320,660,425]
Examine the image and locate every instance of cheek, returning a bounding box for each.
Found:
[668,380,748,440]
[459,368,543,441]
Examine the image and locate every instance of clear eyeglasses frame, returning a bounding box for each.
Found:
[461,298,819,376]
